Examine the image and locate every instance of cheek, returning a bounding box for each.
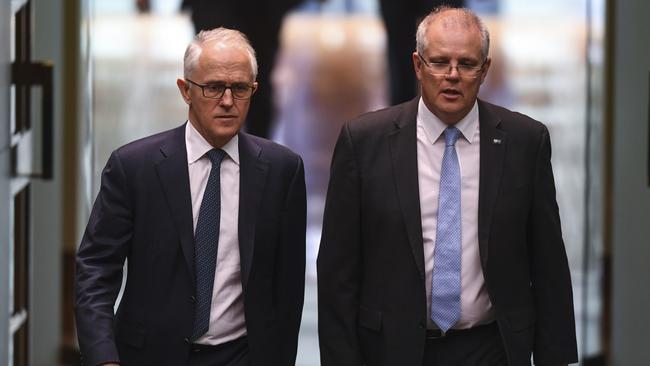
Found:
[423,80,441,96]
[203,101,222,115]
[193,98,208,110]
[467,81,482,96]
[192,102,217,124]
[236,101,251,114]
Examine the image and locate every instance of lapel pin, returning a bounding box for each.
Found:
[492,138,502,145]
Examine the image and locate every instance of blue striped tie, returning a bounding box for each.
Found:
[191,148,226,340]
[430,127,462,332]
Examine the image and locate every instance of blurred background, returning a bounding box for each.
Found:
[1,0,648,364]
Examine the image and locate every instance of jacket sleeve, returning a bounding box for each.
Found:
[529,127,578,365]
[317,123,364,366]
[75,150,132,366]
[276,154,307,365]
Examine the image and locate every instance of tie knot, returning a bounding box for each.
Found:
[206,148,227,166]
[444,127,461,147]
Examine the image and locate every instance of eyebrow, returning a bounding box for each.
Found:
[427,56,481,64]
[202,80,250,85]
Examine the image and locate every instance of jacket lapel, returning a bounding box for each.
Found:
[477,100,506,270]
[155,124,196,282]
[238,132,269,290]
[389,99,426,280]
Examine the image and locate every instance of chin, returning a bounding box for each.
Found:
[440,102,468,114]
[215,127,238,137]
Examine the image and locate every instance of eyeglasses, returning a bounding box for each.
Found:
[418,53,486,79]
[185,78,257,100]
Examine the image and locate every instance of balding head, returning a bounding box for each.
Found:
[416,6,490,60]
[183,27,258,80]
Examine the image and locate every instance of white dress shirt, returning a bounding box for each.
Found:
[416,99,494,329]
[185,121,247,345]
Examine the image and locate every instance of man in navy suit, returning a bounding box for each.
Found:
[318,7,577,366]
[75,28,306,366]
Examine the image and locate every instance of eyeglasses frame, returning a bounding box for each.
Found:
[185,78,258,100]
[417,53,488,79]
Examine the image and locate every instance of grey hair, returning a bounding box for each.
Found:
[183,27,258,79]
[415,6,490,60]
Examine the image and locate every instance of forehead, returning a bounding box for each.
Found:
[195,42,254,81]
[424,14,483,59]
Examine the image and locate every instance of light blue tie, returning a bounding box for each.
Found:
[191,148,226,340]
[430,127,462,332]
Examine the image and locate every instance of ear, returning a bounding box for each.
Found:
[412,52,424,82]
[479,58,492,85]
[177,78,191,105]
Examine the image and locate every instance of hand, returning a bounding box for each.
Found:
[101,363,120,366]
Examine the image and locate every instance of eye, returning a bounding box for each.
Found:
[429,62,450,70]
[231,83,250,93]
[205,84,225,93]
[458,64,477,71]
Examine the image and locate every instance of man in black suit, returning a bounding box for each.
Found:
[75,28,306,366]
[318,7,577,366]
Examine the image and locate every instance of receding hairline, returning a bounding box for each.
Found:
[435,9,479,29]
[197,40,252,64]
[183,27,258,80]
[416,7,490,60]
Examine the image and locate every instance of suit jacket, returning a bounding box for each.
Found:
[317,98,578,366]
[75,124,306,365]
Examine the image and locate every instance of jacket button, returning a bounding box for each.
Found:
[419,320,426,329]
[184,337,190,344]
[190,296,196,303]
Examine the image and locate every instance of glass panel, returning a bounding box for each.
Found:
[91,0,189,192]
[582,0,606,359]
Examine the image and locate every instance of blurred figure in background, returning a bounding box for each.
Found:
[379,0,463,105]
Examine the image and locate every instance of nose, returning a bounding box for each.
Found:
[219,88,234,107]
[445,65,461,80]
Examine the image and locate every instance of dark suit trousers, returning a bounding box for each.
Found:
[189,336,250,366]
[423,323,507,366]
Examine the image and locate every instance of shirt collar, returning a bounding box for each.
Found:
[185,121,240,165]
[416,98,479,145]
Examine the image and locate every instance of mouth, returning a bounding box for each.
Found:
[215,115,238,120]
[441,88,462,98]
